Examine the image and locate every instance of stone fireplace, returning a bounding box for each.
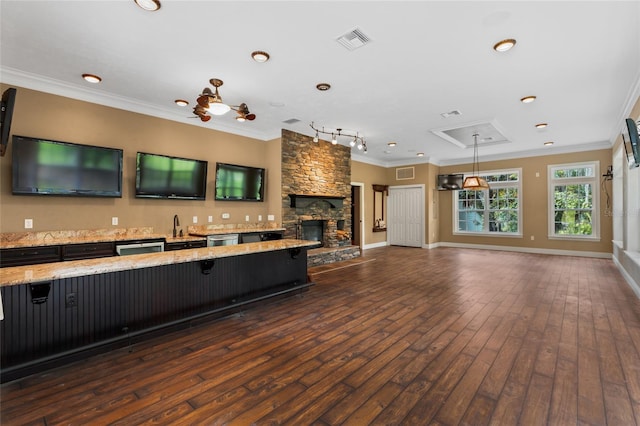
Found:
[281,129,360,265]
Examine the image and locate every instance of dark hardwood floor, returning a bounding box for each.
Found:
[2,246,640,425]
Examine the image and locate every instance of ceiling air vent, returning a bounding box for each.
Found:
[396,166,415,181]
[282,118,301,125]
[336,27,371,51]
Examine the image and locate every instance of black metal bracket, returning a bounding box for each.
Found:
[289,248,301,259]
[200,259,215,275]
[29,283,51,304]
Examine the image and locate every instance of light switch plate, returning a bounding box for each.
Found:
[24,218,33,229]
[268,215,275,221]
[192,216,198,223]
[258,215,263,221]
[222,213,230,219]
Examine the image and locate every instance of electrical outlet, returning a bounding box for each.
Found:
[268,215,275,221]
[258,215,263,221]
[208,215,213,223]
[65,292,77,308]
[531,235,535,241]
[222,213,230,219]
[193,216,198,224]
[24,218,33,229]
[245,215,250,222]
[111,217,118,226]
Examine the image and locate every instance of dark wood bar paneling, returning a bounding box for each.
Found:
[0,247,310,382]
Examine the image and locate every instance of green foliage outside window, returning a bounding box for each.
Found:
[456,171,519,234]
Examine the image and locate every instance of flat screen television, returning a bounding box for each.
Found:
[1,87,17,157]
[437,173,463,190]
[623,118,640,169]
[12,135,123,197]
[215,162,265,201]
[135,152,208,200]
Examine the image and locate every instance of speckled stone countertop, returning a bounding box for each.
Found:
[0,239,320,287]
[187,225,286,237]
[0,227,167,249]
[0,225,286,249]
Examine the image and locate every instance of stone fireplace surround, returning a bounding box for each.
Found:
[281,129,360,265]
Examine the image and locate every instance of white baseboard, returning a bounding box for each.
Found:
[430,242,612,259]
[363,241,388,250]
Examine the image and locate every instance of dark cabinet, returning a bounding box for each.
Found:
[164,240,207,251]
[62,242,115,260]
[0,246,62,268]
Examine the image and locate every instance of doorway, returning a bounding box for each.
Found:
[351,183,364,248]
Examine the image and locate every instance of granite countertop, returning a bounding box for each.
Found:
[0,226,286,249]
[0,239,319,287]
[0,227,168,249]
[187,226,286,237]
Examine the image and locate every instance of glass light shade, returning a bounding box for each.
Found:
[236,115,246,122]
[462,176,490,190]
[207,101,231,115]
[331,136,338,145]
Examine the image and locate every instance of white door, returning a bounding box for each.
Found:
[388,186,424,247]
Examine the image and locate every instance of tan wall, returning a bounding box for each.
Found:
[351,161,388,246]
[0,84,282,235]
[439,149,613,254]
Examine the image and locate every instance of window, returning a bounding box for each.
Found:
[548,162,599,240]
[454,169,521,236]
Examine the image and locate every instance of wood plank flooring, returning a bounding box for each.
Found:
[2,246,640,425]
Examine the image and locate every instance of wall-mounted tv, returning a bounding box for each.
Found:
[12,135,123,197]
[135,152,208,200]
[215,162,265,201]
[623,118,640,169]
[437,173,463,190]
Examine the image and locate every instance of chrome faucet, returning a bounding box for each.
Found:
[173,214,180,237]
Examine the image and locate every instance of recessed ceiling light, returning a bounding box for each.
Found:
[251,51,270,63]
[520,95,537,103]
[82,73,102,83]
[316,83,331,91]
[535,123,548,129]
[544,141,554,146]
[174,99,188,107]
[417,152,424,157]
[387,142,397,147]
[493,38,516,52]
[134,0,161,11]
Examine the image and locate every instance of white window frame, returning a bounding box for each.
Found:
[547,161,600,241]
[453,168,522,237]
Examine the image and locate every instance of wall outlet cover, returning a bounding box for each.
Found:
[222,213,230,219]
[208,216,213,223]
[193,216,198,223]
[268,215,275,221]
[24,219,33,229]
[111,217,118,226]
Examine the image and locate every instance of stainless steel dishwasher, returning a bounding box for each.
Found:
[207,234,239,246]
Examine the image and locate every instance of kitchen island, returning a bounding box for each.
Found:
[0,239,319,382]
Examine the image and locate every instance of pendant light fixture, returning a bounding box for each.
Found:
[462,133,490,190]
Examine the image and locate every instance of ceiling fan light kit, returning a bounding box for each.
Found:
[192,78,255,123]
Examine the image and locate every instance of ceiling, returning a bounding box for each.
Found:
[1,1,639,167]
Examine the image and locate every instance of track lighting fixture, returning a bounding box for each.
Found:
[192,78,256,123]
[309,122,367,153]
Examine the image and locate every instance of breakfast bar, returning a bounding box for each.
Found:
[0,237,319,382]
